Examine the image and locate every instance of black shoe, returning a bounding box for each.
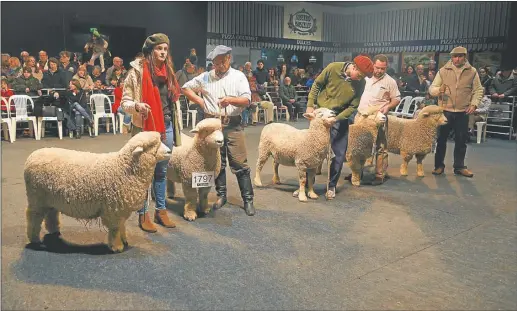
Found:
[236,168,255,216]
[213,168,227,210]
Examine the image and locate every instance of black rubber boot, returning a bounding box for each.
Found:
[236,168,255,216]
[213,168,227,210]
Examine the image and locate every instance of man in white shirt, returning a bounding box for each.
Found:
[358,54,401,185]
[182,45,255,216]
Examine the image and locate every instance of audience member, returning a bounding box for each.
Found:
[42,57,67,89]
[12,67,43,96]
[279,76,301,121]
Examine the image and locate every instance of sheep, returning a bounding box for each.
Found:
[385,105,448,177]
[254,107,336,202]
[345,107,387,186]
[167,118,224,221]
[24,131,172,253]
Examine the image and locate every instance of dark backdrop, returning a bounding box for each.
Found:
[1,1,208,70]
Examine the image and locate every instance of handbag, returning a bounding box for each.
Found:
[42,106,64,121]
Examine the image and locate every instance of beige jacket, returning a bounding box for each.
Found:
[429,60,483,112]
[121,59,182,146]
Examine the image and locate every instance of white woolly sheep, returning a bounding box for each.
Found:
[167,118,224,221]
[254,108,336,202]
[386,105,448,177]
[345,107,387,186]
[24,131,171,253]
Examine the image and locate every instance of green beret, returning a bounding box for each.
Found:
[142,33,170,55]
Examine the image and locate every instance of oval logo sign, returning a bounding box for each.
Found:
[288,8,318,36]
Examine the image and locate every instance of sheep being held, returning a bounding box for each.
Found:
[24,131,172,253]
[167,118,224,221]
[254,108,336,202]
[386,105,447,177]
[346,107,387,186]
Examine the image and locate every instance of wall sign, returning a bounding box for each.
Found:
[208,32,506,50]
[283,3,323,41]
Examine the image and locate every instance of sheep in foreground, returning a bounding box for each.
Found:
[167,118,224,221]
[346,107,387,186]
[254,108,336,202]
[24,131,172,253]
[386,105,447,177]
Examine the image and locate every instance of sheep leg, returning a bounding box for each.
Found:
[400,152,413,176]
[254,148,269,187]
[415,154,427,177]
[183,184,199,221]
[296,168,308,202]
[26,207,47,244]
[102,217,125,253]
[44,208,61,234]
[272,161,281,184]
[349,158,363,187]
[307,169,319,199]
[365,155,374,167]
[316,162,323,175]
[120,221,128,248]
[198,187,211,215]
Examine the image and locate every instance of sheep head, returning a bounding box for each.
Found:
[304,108,336,128]
[355,106,386,127]
[418,105,447,126]
[128,131,172,163]
[190,118,224,148]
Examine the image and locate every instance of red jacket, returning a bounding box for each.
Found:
[1,89,15,111]
[112,86,123,113]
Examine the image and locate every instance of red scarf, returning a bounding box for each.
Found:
[141,61,166,134]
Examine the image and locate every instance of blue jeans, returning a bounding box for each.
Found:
[137,120,174,214]
[117,106,132,125]
[329,119,349,188]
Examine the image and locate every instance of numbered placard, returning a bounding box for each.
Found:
[192,171,215,188]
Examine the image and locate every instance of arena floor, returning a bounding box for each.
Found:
[2,121,516,310]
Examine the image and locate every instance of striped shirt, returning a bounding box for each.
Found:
[182,68,251,116]
[358,74,400,112]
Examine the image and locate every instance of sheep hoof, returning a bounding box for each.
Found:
[109,243,125,253]
[253,178,263,187]
[417,171,425,177]
[400,169,408,176]
[307,191,319,199]
[351,181,361,187]
[272,177,281,185]
[184,210,198,221]
[298,193,308,202]
[292,190,299,197]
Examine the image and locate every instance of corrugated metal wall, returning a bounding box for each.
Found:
[323,2,510,53]
[207,2,284,49]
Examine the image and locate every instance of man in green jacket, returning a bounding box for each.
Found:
[306,55,373,199]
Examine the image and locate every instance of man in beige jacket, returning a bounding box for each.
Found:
[429,46,483,177]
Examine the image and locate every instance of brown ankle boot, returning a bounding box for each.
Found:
[154,210,176,228]
[139,213,157,233]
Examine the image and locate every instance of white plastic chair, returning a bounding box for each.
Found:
[389,96,412,117]
[1,97,14,143]
[475,121,487,144]
[186,102,198,129]
[38,106,64,140]
[90,94,116,136]
[401,97,424,118]
[9,95,39,141]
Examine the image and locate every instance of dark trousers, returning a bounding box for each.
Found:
[435,111,469,170]
[329,119,349,188]
[283,101,301,119]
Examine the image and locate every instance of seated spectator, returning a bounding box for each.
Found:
[468,96,491,140]
[26,56,43,81]
[405,64,427,94]
[90,65,106,85]
[92,79,106,92]
[268,68,279,86]
[37,51,49,73]
[176,62,197,87]
[305,72,319,89]
[62,79,94,139]
[42,57,67,89]
[1,77,15,111]
[489,65,516,100]
[479,67,492,95]
[108,76,118,89]
[248,76,274,125]
[6,56,22,84]
[59,51,76,85]
[1,53,10,76]
[279,76,301,121]
[254,59,268,85]
[105,57,126,85]
[197,66,205,76]
[20,51,30,67]
[243,62,253,79]
[13,67,43,97]
[72,65,94,92]
[112,77,131,131]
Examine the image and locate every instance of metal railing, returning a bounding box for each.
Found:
[485,96,515,140]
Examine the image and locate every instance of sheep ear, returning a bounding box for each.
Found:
[190,128,199,134]
[421,112,430,117]
[132,146,144,157]
[303,113,315,120]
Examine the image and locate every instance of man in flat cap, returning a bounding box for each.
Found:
[429,46,483,178]
[182,45,255,216]
[306,55,373,199]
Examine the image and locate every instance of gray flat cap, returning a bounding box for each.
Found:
[207,45,232,61]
